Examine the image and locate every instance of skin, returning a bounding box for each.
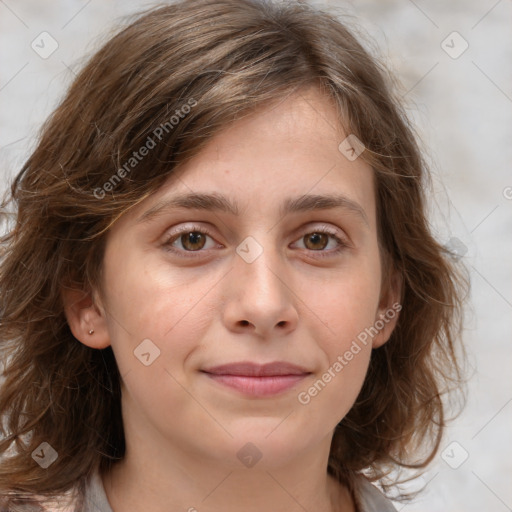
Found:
[63,85,400,512]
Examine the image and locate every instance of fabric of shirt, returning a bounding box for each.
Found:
[82,470,397,512]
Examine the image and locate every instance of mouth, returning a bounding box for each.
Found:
[200,361,312,397]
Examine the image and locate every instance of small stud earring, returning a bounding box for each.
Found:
[88,329,95,335]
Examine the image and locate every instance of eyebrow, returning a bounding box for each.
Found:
[136,192,369,226]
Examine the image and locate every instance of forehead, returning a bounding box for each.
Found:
[121,86,376,229]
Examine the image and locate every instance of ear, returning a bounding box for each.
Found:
[61,285,110,349]
[372,267,403,349]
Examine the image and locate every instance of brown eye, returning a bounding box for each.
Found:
[303,232,329,251]
[163,225,218,255]
[178,231,207,251]
[292,227,349,259]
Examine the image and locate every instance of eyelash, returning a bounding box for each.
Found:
[162,224,349,259]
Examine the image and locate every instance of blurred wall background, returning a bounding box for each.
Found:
[1,1,511,510]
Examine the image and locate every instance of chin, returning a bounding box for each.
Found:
[220,423,314,469]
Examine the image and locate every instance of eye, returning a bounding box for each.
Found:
[162,224,349,258]
[292,226,349,258]
[163,224,219,255]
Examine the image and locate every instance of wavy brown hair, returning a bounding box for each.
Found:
[0,0,468,508]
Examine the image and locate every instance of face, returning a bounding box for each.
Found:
[65,86,399,471]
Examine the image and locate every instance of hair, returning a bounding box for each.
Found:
[0,0,468,508]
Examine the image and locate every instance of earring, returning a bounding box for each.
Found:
[88,329,95,335]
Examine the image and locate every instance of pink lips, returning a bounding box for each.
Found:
[201,361,311,397]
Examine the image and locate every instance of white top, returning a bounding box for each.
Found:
[81,470,397,512]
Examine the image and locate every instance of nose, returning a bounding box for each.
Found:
[221,242,299,339]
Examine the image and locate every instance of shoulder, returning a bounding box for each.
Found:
[0,496,78,512]
[36,469,110,512]
[352,475,397,512]
[82,469,113,512]
[0,480,85,512]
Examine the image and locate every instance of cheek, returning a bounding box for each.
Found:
[315,284,376,387]
[100,246,217,376]
[306,256,382,348]
[292,258,380,423]
[99,249,217,432]
[294,284,377,431]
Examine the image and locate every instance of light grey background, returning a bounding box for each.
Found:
[1,1,511,511]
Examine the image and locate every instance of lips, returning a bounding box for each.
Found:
[200,361,311,397]
[201,361,311,377]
